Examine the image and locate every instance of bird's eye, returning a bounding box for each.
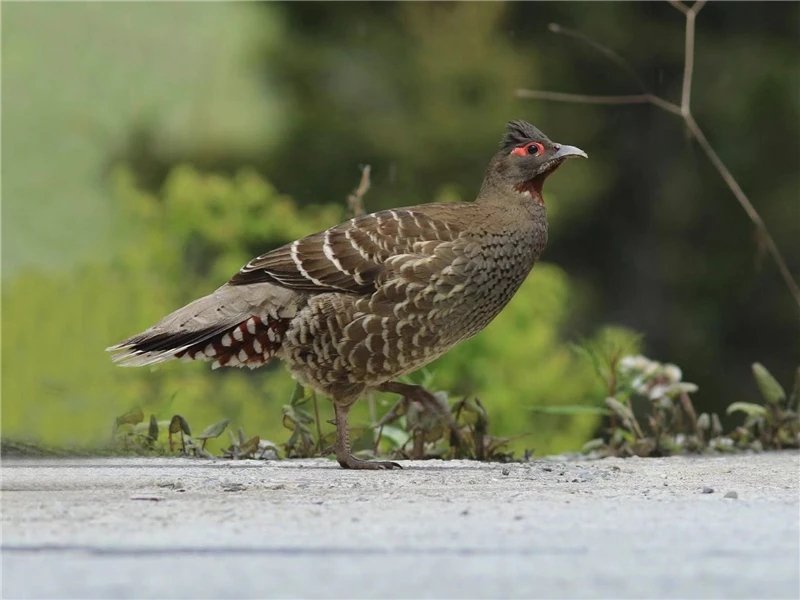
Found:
[511,142,545,157]
[526,142,544,155]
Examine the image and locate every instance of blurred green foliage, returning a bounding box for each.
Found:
[3,167,322,451]
[2,2,798,455]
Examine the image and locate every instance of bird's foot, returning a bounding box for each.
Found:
[337,454,402,470]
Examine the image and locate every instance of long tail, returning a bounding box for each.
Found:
[107,283,299,370]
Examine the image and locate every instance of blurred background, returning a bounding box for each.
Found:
[2,2,798,455]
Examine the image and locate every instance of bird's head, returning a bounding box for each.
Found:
[486,120,587,201]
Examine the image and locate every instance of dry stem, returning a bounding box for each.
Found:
[347,164,372,218]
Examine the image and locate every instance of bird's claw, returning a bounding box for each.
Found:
[338,455,402,470]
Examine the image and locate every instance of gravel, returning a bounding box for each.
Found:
[2,452,798,599]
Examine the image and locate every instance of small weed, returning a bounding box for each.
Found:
[110,408,277,459]
[726,363,800,451]
[568,339,800,457]
[282,383,330,458]
[374,386,517,462]
[108,373,521,462]
[221,427,279,460]
[108,343,798,462]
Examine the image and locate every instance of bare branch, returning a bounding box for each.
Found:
[680,11,695,112]
[545,21,682,113]
[680,1,707,114]
[688,0,707,15]
[346,164,371,218]
[515,89,682,116]
[668,1,690,15]
[519,3,800,310]
[517,89,649,105]
[683,114,800,305]
[548,23,648,93]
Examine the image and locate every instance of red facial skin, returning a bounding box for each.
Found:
[510,142,545,157]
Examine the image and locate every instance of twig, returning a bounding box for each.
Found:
[347,164,371,218]
[682,114,800,304]
[516,4,800,310]
[515,90,682,116]
[667,0,690,16]
[547,23,648,93]
[679,1,706,113]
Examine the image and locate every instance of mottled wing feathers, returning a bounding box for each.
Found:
[229,208,462,294]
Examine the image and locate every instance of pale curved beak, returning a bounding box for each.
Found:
[553,144,588,160]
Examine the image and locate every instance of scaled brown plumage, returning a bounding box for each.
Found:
[108,120,587,469]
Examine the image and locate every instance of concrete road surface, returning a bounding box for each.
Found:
[2,453,798,599]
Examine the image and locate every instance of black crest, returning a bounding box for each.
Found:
[500,120,548,150]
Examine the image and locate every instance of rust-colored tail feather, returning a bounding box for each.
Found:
[106,283,299,368]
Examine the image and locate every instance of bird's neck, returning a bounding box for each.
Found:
[476,174,545,207]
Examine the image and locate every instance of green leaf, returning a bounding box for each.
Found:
[379,425,412,449]
[227,429,239,448]
[282,407,298,431]
[289,382,306,405]
[711,413,723,437]
[605,397,634,421]
[696,412,710,431]
[169,414,192,435]
[581,438,606,452]
[789,366,800,411]
[631,438,656,457]
[530,405,610,416]
[239,435,260,456]
[726,402,768,418]
[752,363,786,405]
[169,415,182,434]
[147,415,159,441]
[180,416,192,435]
[115,407,144,427]
[196,418,230,440]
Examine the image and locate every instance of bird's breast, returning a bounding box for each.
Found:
[450,225,543,338]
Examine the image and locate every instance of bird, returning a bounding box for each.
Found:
[107,120,587,469]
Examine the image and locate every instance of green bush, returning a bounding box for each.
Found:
[2,166,338,452]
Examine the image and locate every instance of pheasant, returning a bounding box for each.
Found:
[108,120,587,469]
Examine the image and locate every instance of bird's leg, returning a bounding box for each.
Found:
[372,388,429,458]
[334,402,401,470]
[377,381,466,457]
[372,397,409,454]
[374,397,411,429]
